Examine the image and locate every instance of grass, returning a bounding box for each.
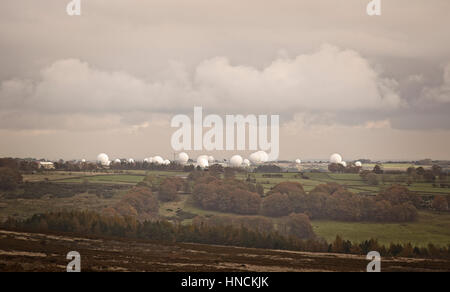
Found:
[57,174,145,184]
[6,169,450,247]
[0,190,129,222]
[160,193,450,247]
[245,171,450,196]
[312,211,450,247]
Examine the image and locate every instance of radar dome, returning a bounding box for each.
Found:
[178,152,189,164]
[230,155,243,167]
[153,156,164,165]
[243,159,251,167]
[355,161,362,167]
[330,153,343,164]
[295,159,301,164]
[197,156,209,168]
[97,153,110,166]
[249,151,269,164]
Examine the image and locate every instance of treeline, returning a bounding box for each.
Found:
[192,175,262,215]
[2,210,449,260]
[359,164,449,187]
[261,182,420,222]
[193,213,315,240]
[102,187,159,221]
[328,163,362,174]
[0,158,24,191]
[4,182,129,199]
[191,171,421,222]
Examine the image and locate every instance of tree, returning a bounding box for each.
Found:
[328,163,345,173]
[432,196,448,211]
[407,167,416,176]
[416,167,425,176]
[285,213,315,240]
[365,173,379,186]
[158,180,178,202]
[0,167,23,191]
[431,165,443,176]
[373,165,383,174]
[256,183,265,196]
[261,193,292,217]
[377,185,421,208]
[423,170,436,183]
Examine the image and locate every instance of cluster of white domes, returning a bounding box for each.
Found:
[141,156,170,165]
[355,161,362,167]
[249,151,269,164]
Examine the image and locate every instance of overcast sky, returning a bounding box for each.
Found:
[0,0,449,161]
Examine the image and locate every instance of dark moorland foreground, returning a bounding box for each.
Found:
[0,229,449,272]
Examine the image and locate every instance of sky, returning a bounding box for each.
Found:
[0,0,449,161]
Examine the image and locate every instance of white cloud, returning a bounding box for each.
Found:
[0,45,402,130]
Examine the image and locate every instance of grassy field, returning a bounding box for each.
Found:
[3,169,450,247]
[0,191,128,222]
[242,172,450,196]
[57,174,146,184]
[162,196,450,247]
[312,211,450,247]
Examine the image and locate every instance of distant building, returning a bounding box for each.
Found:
[39,161,55,170]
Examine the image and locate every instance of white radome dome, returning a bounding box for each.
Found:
[127,158,135,164]
[340,161,347,167]
[249,151,269,164]
[243,159,251,167]
[258,151,269,162]
[295,159,301,164]
[178,152,189,164]
[81,159,86,163]
[114,159,121,164]
[153,156,164,165]
[330,153,343,164]
[355,161,362,167]
[208,156,215,163]
[230,155,243,167]
[197,156,209,168]
[97,153,110,166]
[163,160,171,166]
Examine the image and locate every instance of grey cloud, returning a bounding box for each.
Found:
[0,45,403,131]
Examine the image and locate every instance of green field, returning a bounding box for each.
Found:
[2,169,450,247]
[57,174,146,184]
[242,172,450,196]
[312,211,450,247]
[0,191,129,222]
[159,195,450,247]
